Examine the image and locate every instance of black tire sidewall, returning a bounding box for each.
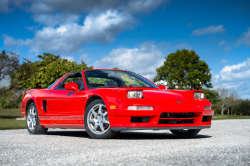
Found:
[84,99,115,139]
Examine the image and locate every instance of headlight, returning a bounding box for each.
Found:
[204,106,211,110]
[127,91,143,98]
[194,92,204,99]
[128,106,153,110]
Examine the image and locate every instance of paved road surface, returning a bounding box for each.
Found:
[0,120,250,166]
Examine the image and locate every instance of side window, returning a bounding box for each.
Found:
[56,72,85,90]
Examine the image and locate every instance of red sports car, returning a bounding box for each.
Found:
[21,69,213,139]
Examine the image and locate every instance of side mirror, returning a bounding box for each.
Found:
[65,83,80,93]
[158,85,166,89]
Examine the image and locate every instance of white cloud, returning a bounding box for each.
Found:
[79,53,91,62]
[26,0,166,14]
[191,25,226,36]
[0,78,10,88]
[3,10,135,54]
[128,0,166,13]
[33,13,79,26]
[219,40,226,46]
[220,59,228,64]
[224,45,231,52]
[0,0,9,12]
[24,26,35,31]
[94,42,164,80]
[175,43,191,49]
[62,56,74,62]
[187,22,191,28]
[3,0,167,55]
[237,27,250,47]
[214,58,250,98]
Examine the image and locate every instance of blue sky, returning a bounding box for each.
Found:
[0,0,250,98]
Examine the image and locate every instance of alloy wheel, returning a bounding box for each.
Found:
[87,104,110,135]
[27,105,37,131]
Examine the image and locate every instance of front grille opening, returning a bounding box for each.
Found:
[158,119,194,124]
[160,112,194,118]
[202,116,211,122]
[131,117,149,123]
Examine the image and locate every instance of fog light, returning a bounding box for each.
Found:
[128,106,153,110]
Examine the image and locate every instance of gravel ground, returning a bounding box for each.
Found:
[0,120,250,166]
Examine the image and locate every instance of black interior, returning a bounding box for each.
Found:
[104,81,118,87]
[72,79,84,89]
[56,72,85,90]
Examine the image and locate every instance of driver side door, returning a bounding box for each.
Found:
[46,72,87,124]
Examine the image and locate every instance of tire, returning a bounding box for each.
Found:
[170,129,201,138]
[26,102,48,134]
[84,99,119,139]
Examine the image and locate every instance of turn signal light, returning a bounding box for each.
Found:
[110,105,116,109]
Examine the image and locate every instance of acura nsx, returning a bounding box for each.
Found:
[21,69,214,138]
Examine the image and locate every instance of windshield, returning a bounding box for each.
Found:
[47,79,59,89]
[84,70,158,89]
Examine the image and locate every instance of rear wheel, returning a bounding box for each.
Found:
[84,99,119,139]
[26,102,48,134]
[170,129,201,138]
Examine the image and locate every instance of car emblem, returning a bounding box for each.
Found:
[177,101,181,103]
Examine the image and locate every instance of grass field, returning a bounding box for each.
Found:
[212,114,250,120]
[0,108,250,130]
[0,108,26,130]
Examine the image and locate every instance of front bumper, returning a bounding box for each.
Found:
[109,98,214,130]
[111,126,210,131]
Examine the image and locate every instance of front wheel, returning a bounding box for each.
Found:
[84,100,119,139]
[170,129,201,138]
[26,102,48,134]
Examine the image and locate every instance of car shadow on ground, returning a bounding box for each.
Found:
[46,130,212,140]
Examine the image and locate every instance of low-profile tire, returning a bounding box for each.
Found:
[26,102,48,134]
[84,99,119,139]
[170,129,201,138]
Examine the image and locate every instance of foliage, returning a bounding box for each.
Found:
[215,87,229,115]
[0,50,20,93]
[0,50,19,82]
[234,99,250,115]
[153,49,212,90]
[16,53,93,89]
[0,87,23,109]
[202,88,220,104]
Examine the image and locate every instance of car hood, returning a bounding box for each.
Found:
[142,89,209,111]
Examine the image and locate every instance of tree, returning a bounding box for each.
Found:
[0,50,19,93]
[234,99,250,115]
[216,88,228,115]
[16,53,93,89]
[0,88,23,108]
[226,91,239,115]
[202,88,221,105]
[153,49,212,90]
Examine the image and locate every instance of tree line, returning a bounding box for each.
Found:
[0,49,249,115]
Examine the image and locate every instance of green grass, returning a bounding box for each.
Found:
[0,108,23,118]
[0,118,27,130]
[212,114,250,120]
[0,108,26,130]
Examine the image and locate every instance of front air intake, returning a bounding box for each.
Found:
[158,112,196,125]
